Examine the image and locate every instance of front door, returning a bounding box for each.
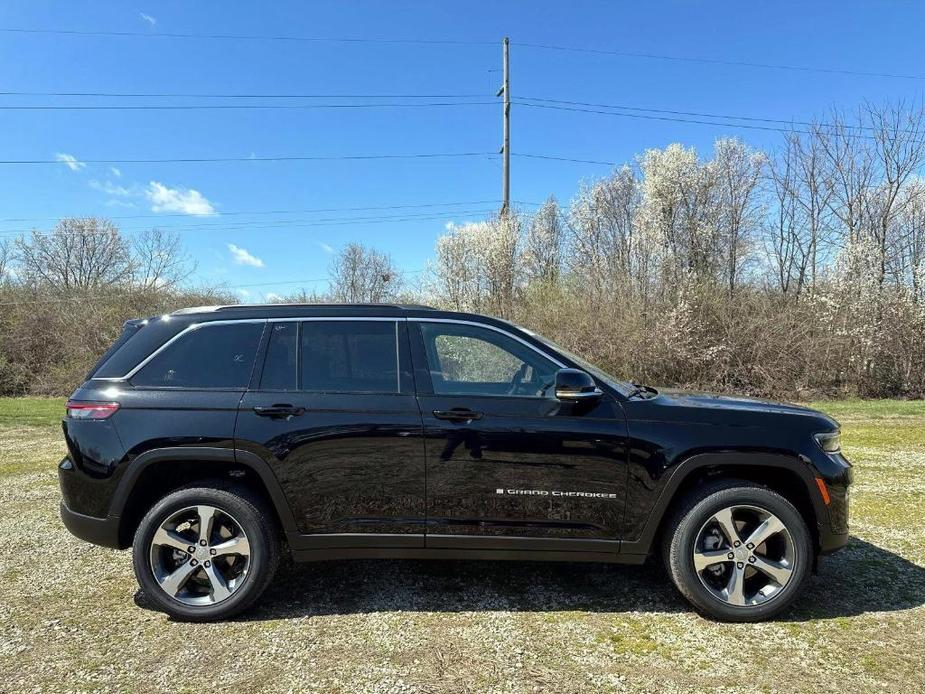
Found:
[235,318,425,547]
[410,320,629,550]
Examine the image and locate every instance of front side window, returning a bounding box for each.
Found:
[132,322,264,389]
[419,322,558,397]
[299,320,399,393]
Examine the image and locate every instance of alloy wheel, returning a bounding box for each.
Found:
[149,505,252,606]
[692,504,796,607]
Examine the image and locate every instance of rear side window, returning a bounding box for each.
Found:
[300,321,399,393]
[132,322,264,389]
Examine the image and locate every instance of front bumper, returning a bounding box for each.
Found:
[59,502,122,549]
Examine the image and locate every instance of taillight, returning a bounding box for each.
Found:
[65,400,120,420]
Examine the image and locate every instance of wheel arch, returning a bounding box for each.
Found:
[622,451,825,558]
[112,447,298,548]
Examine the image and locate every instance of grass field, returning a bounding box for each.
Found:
[1,397,923,693]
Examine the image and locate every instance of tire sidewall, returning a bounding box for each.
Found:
[671,486,812,622]
[133,486,273,621]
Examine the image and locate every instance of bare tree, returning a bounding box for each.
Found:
[329,243,403,303]
[132,228,195,291]
[713,138,765,295]
[15,218,133,290]
[766,132,836,296]
[864,102,925,292]
[0,239,11,283]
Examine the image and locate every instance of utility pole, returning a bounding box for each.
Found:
[497,36,510,217]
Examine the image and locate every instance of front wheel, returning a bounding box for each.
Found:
[132,483,279,622]
[663,480,813,622]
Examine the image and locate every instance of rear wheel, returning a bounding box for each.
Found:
[132,483,279,621]
[663,480,812,622]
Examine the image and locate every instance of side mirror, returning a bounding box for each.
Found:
[554,368,603,402]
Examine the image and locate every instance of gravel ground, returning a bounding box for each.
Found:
[1,399,923,693]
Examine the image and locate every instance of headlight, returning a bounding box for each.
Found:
[814,431,841,453]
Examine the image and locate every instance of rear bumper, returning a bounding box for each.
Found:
[59,502,122,549]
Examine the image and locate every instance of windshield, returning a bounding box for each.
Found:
[513,324,635,397]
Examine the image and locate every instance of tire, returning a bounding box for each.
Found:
[662,479,813,622]
[132,482,279,622]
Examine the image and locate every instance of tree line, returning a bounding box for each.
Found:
[2,101,924,398]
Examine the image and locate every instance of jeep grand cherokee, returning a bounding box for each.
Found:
[58,303,852,622]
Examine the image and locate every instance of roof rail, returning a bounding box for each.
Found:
[170,302,439,315]
[210,302,437,311]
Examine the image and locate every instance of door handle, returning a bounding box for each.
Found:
[433,408,483,422]
[253,404,306,419]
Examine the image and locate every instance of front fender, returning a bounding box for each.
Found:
[621,451,825,556]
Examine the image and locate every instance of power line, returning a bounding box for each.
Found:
[514,41,925,81]
[0,209,499,238]
[0,27,495,46]
[0,152,497,165]
[0,90,489,99]
[518,96,885,132]
[0,199,503,223]
[513,152,618,166]
[516,101,879,140]
[0,100,497,111]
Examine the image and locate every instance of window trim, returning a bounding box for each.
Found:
[94,316,563,393]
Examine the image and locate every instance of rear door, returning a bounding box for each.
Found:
[411,319,629,550]
[235,318,425,547]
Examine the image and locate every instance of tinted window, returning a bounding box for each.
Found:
[419,322,558,397]
[300,321,399,393]
[132,322,264,389]
[260,322,298,390]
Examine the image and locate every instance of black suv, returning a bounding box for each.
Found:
[59,304,852,622]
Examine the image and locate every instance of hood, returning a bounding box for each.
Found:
[637,389,839,430]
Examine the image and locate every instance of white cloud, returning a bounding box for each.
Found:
[237,288,252,299]
[146,181,216,216]
[110,166,122,178]
[105,199,137,209]
[264,292,283,303]
[318,242,335,254]
[140,12,157,27]
[90,179,133,197]
[56,153,85,172]
[228,244,265,268]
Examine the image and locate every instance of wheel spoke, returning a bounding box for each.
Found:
[158,561,198,597]
[724,564,747,606]
[752,555,793,585]
[711,507,741,547]
[212,534,250,558]
[197,505,218,545]
[203,562,232,602]
[693,549,732,572]
[152,526,191,553]
[744,515,785,549]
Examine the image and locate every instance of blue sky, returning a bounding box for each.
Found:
[1,1,923,300]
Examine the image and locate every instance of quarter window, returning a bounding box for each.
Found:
[419,322,558,397]
[132,322,264,389]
